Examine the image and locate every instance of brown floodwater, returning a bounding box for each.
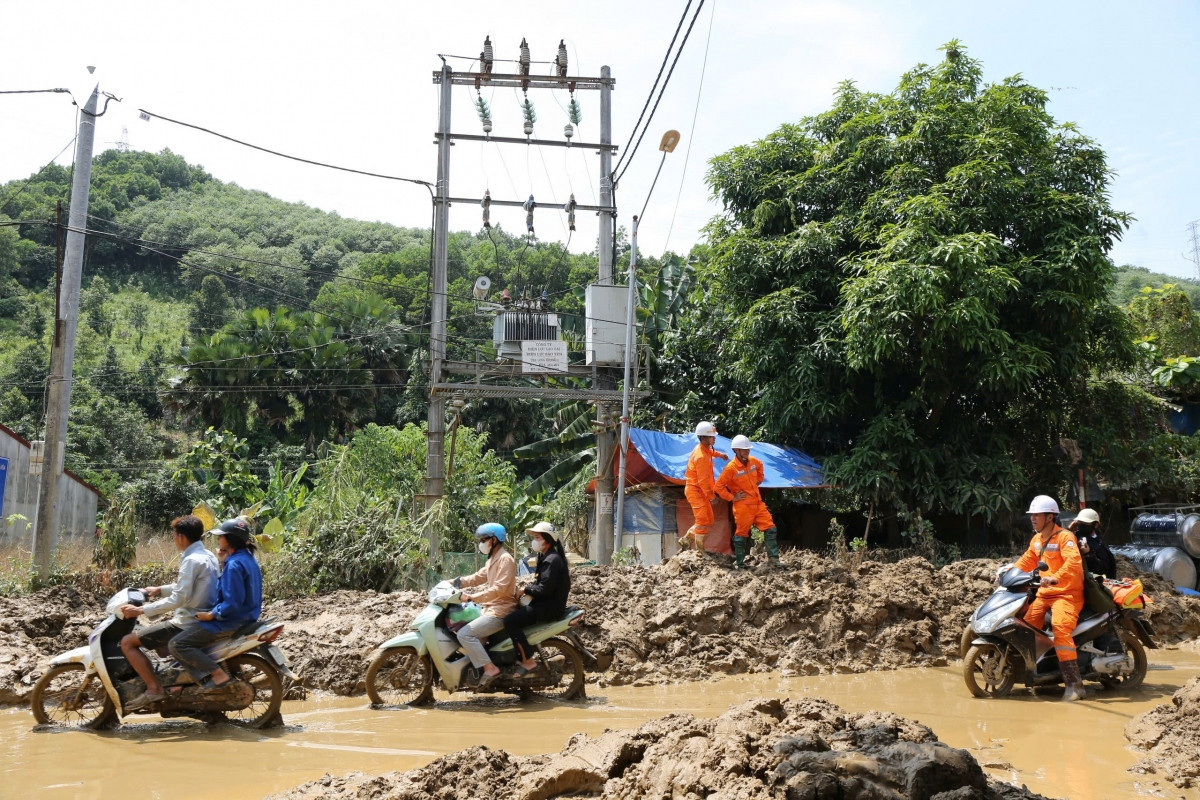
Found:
[5,644,1200,800]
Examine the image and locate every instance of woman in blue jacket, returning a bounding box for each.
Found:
[170,518,262,689]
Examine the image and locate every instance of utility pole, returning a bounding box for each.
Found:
[33,86,99,579]
[426,51,623,576]
[424,63,453,571]
[593,64,617,565]
[1186,219,1200,282]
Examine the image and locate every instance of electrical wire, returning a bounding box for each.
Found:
[137,108,435,192]
[0,135,77,214]
[664,0,716,257]
[612,1,693,177]
[615,0,707,187]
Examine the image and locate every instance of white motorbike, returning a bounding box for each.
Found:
[365,580,606,706]
[31,587,296,729]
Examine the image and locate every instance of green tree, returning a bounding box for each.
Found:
[127,297,150,351]
[1125,285,1200,361]
[188,274,232,342]
[80,277,114,339]
[670,43,1135,521]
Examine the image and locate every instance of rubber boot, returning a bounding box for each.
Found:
[764,527,781,567]
[732,536,748,569]
[1060,660,1087,702]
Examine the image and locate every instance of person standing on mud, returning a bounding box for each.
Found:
[120,515,217,710]
[681,421,728,551]
[1070,508,1116,579]
[454,523,518,687]
[1014,495,1087,701]
[715,435,780,570]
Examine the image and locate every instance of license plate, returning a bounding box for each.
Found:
[267,644,288,666]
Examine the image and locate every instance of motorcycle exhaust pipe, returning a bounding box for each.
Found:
[1092,653,1133,676]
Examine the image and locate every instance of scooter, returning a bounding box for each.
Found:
[365,580,603,706]
[962,563,1156,698]
[31,587,297,729]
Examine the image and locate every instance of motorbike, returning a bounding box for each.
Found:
[31,587,296,729]
[365,580,605,706]
[962,563,1156,698]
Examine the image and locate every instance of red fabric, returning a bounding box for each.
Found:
[675,495,732,555]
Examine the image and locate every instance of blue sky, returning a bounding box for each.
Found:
[2,1,1197,278]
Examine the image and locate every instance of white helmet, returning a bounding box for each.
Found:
[525,521,557,539]
[1075,508,1100,525]
[694,421,718,437]
[1026,495,1060,514]
[731,435,752,450]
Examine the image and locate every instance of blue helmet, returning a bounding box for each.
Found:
[475,522,507,543]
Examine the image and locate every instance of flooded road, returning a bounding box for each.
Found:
[5,645,1199,800]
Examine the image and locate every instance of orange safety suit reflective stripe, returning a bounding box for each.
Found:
[684,443,719,535]
[1015,525,1084,662]
[715,456,774,539]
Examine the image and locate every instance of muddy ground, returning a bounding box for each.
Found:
[2,549,1199,794]
[3,550,1199,702]
[268,696,1052,800]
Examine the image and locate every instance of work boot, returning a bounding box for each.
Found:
[763,527,781,567]
[1060,660,1087,702]
[732,537,748,569]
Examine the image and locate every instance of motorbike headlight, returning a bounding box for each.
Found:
[973,601,1019,635]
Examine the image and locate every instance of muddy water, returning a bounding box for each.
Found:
[5,647,1199,800]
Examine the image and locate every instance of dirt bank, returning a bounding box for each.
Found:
[1125,665,1200,789]
[267,696,1053,800]
[3,551,1199,703]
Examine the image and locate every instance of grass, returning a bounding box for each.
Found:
[0,533,182,596]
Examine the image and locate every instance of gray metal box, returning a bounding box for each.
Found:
[585,283,628,365]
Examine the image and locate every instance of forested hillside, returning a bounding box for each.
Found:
[0,149,653,540]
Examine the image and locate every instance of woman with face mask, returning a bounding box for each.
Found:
[503,521,571,677]
[453,522,518,687]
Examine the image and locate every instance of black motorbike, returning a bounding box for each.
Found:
[962,564,1155,698]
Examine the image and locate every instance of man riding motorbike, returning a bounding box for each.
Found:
[504,521,571,677]
[454,523,518,687]
[1015,495,1087,701]
[170,519,263,691]
[121,515,218,710]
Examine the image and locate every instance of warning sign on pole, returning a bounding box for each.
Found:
[520,340,569,374]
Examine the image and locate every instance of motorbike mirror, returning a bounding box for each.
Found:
[1036,561,1049,572]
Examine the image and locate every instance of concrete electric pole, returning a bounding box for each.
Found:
[32,86,99,579]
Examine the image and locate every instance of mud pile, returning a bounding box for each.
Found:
[2,551,1198,702]
[572,551,1200,686]
[268,696,1051,800]
[1125,671,1200,789]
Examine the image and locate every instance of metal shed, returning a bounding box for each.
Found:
[0,422,103,548]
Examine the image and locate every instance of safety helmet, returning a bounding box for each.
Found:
[694,420,718,437]
[731,435,752,450]
[1075,508,1100,525]
[1026,495,1060,515]
[475,522,507,543]
[216,518,253,547]
[525,521,557,542]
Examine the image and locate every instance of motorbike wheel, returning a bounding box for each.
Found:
[365,646,434,707]
[30,663,118,729]
[222,654,284,728]
[529,637,586,701]
[1098,626,1148,691]
[959,626,975,660]
[962,643,1020,698]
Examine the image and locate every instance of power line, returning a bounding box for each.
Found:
[615,0,707,187]
[612,0,693,177]
[136,108,435,192]
[664,0,716,257]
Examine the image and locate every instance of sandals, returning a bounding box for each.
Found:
[126,690,167,710]
[478,670,501,688]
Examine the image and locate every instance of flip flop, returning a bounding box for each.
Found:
[513,665,530,678]
[126,690,167,710]
[478,670,501,688]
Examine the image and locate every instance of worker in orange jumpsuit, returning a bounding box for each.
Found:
[1014,494,1087,701]
[681,421,728,551]
[715,435,779,569]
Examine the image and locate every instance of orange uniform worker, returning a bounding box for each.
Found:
[715,435,780,569]
[681,421,728,550]
[1014,494,1087,702]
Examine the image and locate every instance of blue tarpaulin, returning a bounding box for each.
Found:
[626,429,825,488]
